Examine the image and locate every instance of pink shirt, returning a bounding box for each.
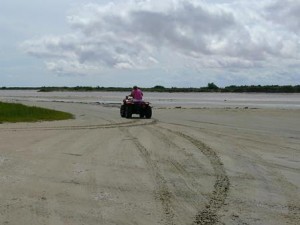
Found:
[131,89,143,100]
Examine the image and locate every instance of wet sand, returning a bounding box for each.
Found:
[0,93,299,225]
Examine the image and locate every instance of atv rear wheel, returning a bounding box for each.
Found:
[140,114,145,118]
[125,105,132,118]
[145,107,152,119]
[120,105,126,117]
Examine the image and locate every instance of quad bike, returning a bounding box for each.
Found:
[120,96,152,119]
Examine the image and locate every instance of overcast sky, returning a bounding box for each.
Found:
[1,0,300,87]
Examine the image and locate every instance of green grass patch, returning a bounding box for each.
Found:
[0,101,74,123]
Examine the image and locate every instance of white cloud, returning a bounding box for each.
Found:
[21,0,300,85]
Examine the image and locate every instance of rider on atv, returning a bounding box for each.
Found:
[130,86,143,101]
[120,86,152,119]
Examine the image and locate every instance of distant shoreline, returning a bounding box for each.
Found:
[0,84,300,93]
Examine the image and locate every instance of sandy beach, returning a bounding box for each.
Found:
[0,92,299,225]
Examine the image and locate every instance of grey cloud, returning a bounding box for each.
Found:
[21,0,300,77]
[72,2,238,54]
[265,0,300,33]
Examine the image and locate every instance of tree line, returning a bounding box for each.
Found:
[1,84,300,93]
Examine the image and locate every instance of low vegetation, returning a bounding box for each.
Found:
[0,102,73,123]
[36,84,300,93]
[1,84,300,93]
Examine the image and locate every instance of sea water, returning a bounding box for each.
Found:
[0,90,300,109]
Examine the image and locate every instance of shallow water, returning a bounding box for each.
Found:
[0,90,300,109]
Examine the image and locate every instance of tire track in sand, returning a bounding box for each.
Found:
[166,123,300,223]
[156,126,230,225]
[0,119,157,131]
[122,127,175,225]
[143,126,212,200]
